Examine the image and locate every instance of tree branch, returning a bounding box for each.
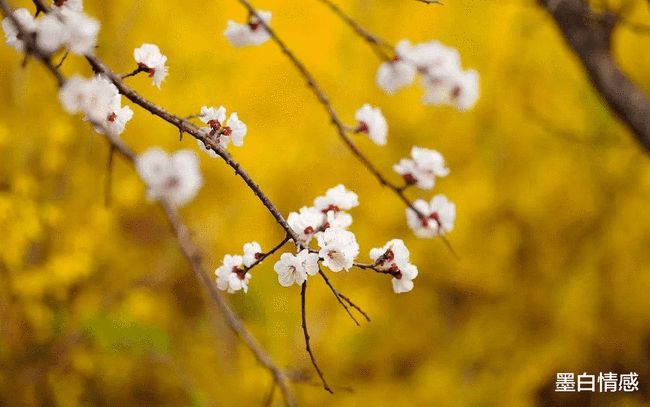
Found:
[1,2,297,404]
[540,0,650,151]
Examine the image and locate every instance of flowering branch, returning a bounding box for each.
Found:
[236,1,433,221]
[0,2,298,404]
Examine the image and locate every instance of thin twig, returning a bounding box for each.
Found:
[121,66,145,79]
[317,269,362,325]
[337,292,370,322]
[300,281,333,394]
[55,49,69,69]
[262,379,276,407]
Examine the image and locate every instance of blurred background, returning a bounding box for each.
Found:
[1,0,650,405]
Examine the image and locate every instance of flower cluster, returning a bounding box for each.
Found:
[224,10,271,47]
[214,242,263,293]
[370,239,418,293]
[394,146,449,189]
[216,185,426,294]
[376,39,479,111]
[135,148,203,208]
[133,43,169,88]
[287,184,358,245]
[59,75,133,136]
[2,5,99,56]
[196,105,247,154]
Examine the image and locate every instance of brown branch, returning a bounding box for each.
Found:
[540,0,650,151]
[2,2,297,404]
[300,281,333,393]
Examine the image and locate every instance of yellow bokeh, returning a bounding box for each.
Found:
[1,0,649,405]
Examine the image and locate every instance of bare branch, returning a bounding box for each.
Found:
[540,0,650,151]
[300,281,333,393]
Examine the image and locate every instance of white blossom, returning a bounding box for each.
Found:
[52,0,83,12]
[273,249,319,287]
[317,228,359,272]
[314,184,359,213]
[376,59,416,94]
[133,43,169,88]
[354,104,388,146]
[197,105,247,153]
[37,9,99,55]
[224,10,271,47]
[376,38,479,110]
[391,264,418,294]
[422,68,479,111]
[398,40,460,73]
[406,194,455,238]
[242,241,262,268]
[199,105,226,126]
[215,254,251,293]
[287,206,324,244]
[369,239,418,294]
[2,8,38,52]
[369,239,411,271]
[59,75,133,135]
[393,146,449,190]
[325,210,352,230]
[135,148,203,208]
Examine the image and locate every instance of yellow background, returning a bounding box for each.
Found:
[1,0,649,405]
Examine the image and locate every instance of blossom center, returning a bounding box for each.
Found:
[321,204,340,213]
[356,121,369,134]
[232,266,246,280]
[403,173,417,185]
